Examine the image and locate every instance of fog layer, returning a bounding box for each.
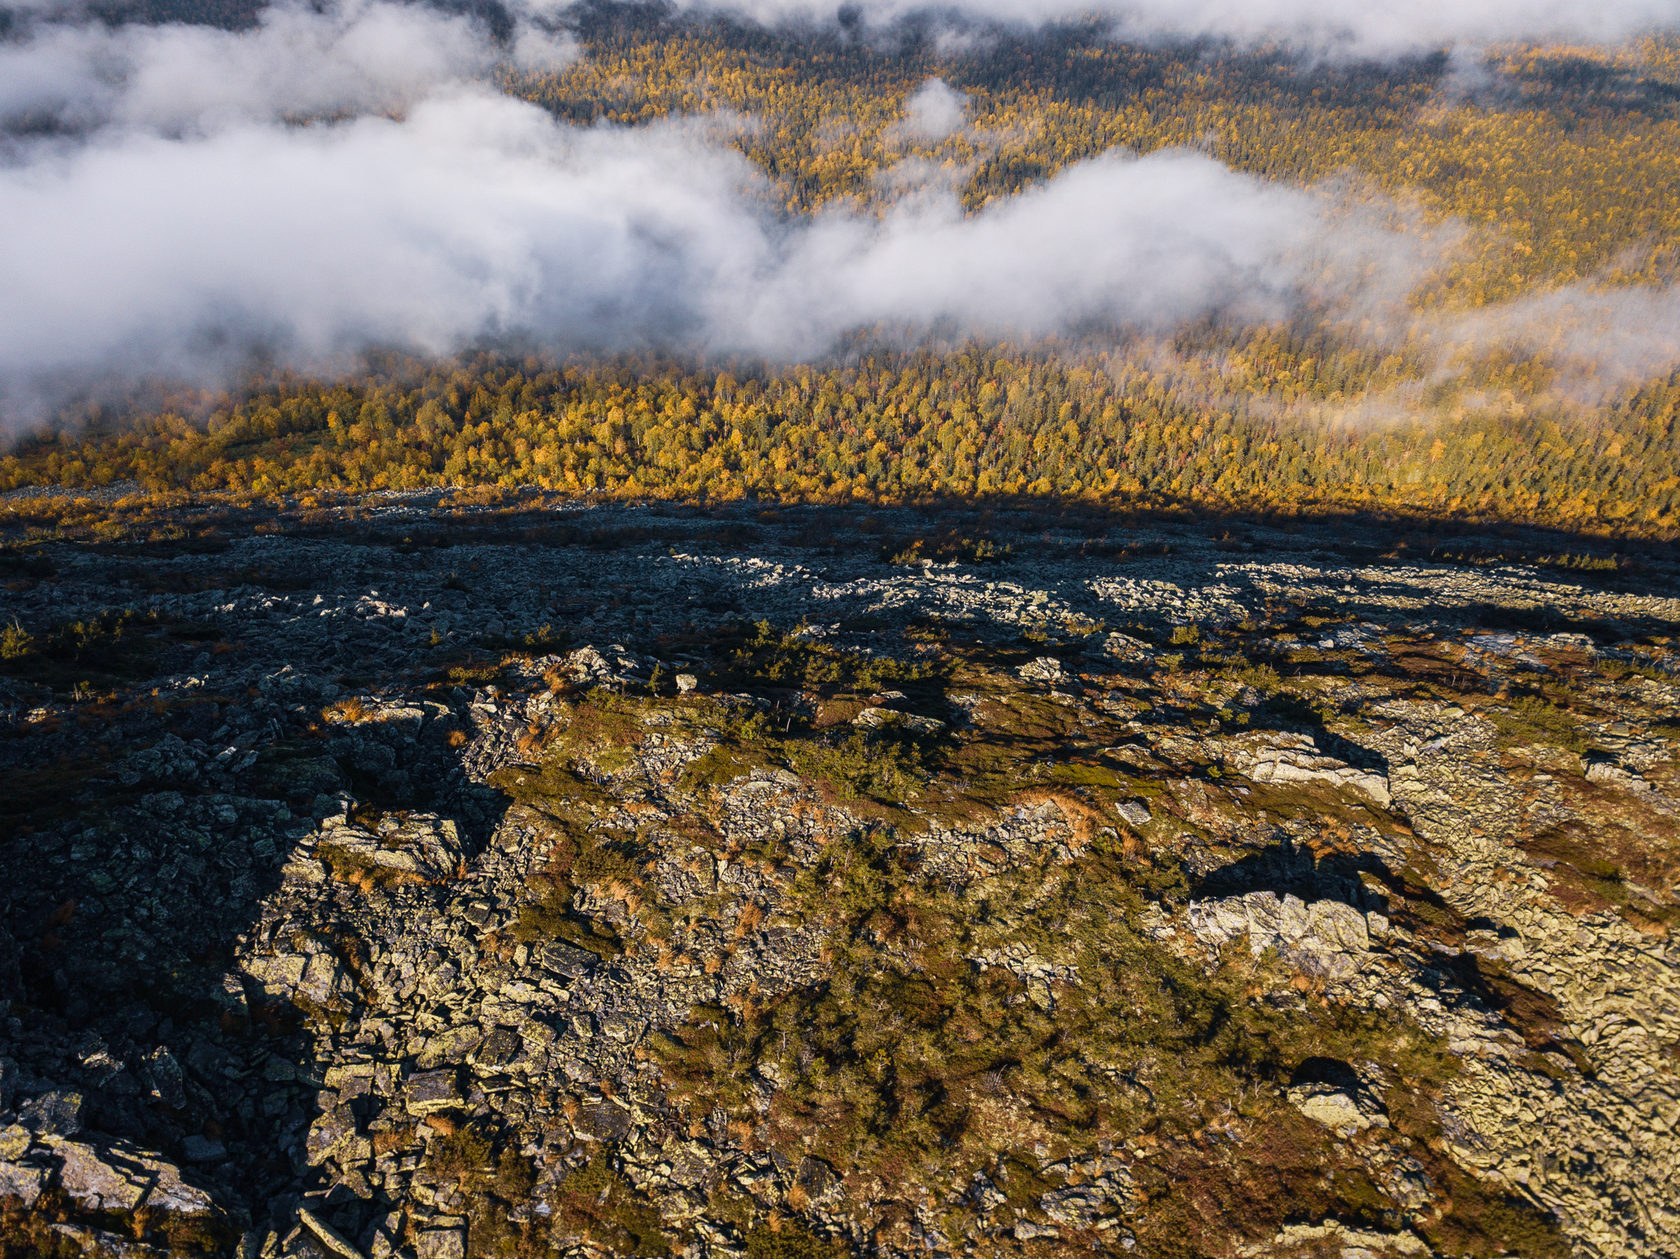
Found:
[3,0,1679,422]
[0,86,1376,400]
[0,0,575,131]
[688,0,1680,57]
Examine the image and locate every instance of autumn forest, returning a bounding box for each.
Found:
[6,5,1680,534]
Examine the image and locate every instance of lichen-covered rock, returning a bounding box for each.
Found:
[403,1070,461,1116]
[0,1159,46,1207]
[1187,892,1373,978]
[4,501,1680,1259]
[1288,1081,1388,1134]
[1238,733,1391,808]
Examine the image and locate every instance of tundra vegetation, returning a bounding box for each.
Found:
[1,499,1677,1257]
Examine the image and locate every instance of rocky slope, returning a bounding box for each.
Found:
[1,496,1678,1259]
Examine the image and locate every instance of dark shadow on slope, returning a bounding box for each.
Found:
[1190,838,1587,1068]
[1188,836,1388,912]
[0,585,509,1252]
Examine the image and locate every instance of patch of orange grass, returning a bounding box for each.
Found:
[372,1128,414,1155]
[733,901,765,939]
[1014,788,1107,846]
[324,695,371,723]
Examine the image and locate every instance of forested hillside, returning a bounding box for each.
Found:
[11,348,1677,531]
[6,4,1680,535]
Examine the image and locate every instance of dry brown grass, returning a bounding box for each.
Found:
[372,1127,415,1156]
[733,901,765,938]
[324,695,371,724]
[1014,788,1107,847]
[341,867,379,895]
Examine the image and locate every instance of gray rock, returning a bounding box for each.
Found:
[1187,892,1372,979]
[472,1026,522,1069]
[49,1138,146,1212]
[852,706,945,735]
[1115,800,1151,828]
[307,1104,360,1166]
[143,1047,187,1110]
[299,1206,368,1259]
[142,1155,218,1216]
[49,1222,168,1259]
[566,646,620,687]
[299,953,354,1007]
[0,1159,46,1207]
[405,1070,461,1116]
[246,953,308,997]
[20,1088,85,1136]
[1239,734,1391,808]
[415,1228,465,1259]
[795,1155,842,1206]
[1288,1084,1384,1134]
[181,1134,227,1163]
[534,941,597,980]
[573,1100,631,1143]
[0,1123,31,1161]
[1018,657,1067,685]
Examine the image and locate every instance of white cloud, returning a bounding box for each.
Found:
[3,0,1678,424]
[0,95,745,383]
[0,0,576,132]
[0,24,110,126]
[894,78,967,143]
[0,81,1410,414]
[1431,284,1680,398]
[686,0,1680,57]
[510,23,582,73]
[742,150,1335,353]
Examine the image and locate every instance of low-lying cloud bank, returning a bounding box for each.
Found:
[0,0,575,132]
[1,87,1384,407]
[2,0,1680,426]
[689,0,1680,57]
[0,0,1449,423]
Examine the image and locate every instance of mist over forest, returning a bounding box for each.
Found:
[4,0,1680,530]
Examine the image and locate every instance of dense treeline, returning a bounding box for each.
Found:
[7,344,1676,532]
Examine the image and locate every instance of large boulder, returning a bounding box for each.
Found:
[1239,733,1390,808]
[41,1136,217,1216]
[1188,891,1374,979]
